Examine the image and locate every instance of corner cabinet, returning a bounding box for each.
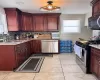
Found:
[5,8,22,31]
[0,41,31,71]
[91,47,100,79]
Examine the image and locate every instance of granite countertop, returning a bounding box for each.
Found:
[89,44,100,49]
[0,39,59,45]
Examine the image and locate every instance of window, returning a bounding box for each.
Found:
[0,13,4,34]
[63,20,80,33]
[0,12,8,34]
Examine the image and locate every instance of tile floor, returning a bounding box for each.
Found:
[0,53,97,80]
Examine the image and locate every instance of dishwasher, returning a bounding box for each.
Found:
[41,40,58,53]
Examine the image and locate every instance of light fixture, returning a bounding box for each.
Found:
[40,1,60,12]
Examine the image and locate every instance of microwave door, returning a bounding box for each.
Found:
[97,16,100,27]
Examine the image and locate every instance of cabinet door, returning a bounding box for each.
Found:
[21,13,27,31]
[29,40,34,54]
[98,60,100,79]
[34,16,45,31]
[92,1,100,16]
[98,1,100,13]
[32,40,41,53]
[5,9,19,31]
[22,13,33,31]
[27,15,33,31]
[93,55,99,75]
[47,15,59,31]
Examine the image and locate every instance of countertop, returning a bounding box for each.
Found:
[0,39,59,45]
[89,44,100,49]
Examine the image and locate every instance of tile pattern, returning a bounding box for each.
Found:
[0,53,97,80]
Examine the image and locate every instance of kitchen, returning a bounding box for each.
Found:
[0,0,100,80]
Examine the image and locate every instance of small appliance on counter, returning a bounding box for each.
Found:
[14,34,20,40]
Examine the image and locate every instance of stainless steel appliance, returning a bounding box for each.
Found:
[75,41,91,73]
[41,40,59,53]
[75,40,100,73]
[88,15,100,30]
[80,48,87,66]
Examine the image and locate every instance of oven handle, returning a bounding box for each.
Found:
[97,16,100,27]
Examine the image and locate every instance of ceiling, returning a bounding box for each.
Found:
[0,0,92,14]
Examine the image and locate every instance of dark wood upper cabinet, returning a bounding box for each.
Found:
[34,15,45,32]
[33,14,60,32]
[33,14,47,32]
[5,8,22,31]
[91,0,100,16]
[47,14,60,31]
[47,16,58,31]
[21,13,33,31]
[5,8,61,32]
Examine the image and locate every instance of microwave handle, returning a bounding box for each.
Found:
[97,16,100,27]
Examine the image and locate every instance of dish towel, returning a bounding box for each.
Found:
[74,44,82,58]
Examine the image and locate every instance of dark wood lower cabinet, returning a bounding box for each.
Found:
[0,41,31,70]
[91,47,100,79]
[32,40,41,53]
[0,45,16,70]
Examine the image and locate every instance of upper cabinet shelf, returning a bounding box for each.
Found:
[5,8,61,32]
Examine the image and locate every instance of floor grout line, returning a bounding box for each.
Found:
[33,73,36,80]
[2,72,11,80]
[59,56,66,80]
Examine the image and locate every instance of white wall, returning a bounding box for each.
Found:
[0,7,8,34]
[85,12,92,27]
[60,14,92,42]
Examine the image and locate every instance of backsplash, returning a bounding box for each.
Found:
[0,31,60,41]
[9,32,52,40]
[92,30,100,37]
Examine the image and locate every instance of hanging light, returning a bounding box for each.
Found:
[40,1,60,12]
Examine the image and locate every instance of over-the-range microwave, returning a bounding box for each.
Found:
[88,15,100,30]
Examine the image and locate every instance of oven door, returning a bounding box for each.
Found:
[80,48,87,66]
[88,15,100,30]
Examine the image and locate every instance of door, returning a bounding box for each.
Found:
[5,9,19,31]
[34,16,45,31]
[22,13,33,31]
[93,1,100,16]
[32,40,41,53]
[98,59,100,79]
[92,55,99,76]
[47,16,58,31]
